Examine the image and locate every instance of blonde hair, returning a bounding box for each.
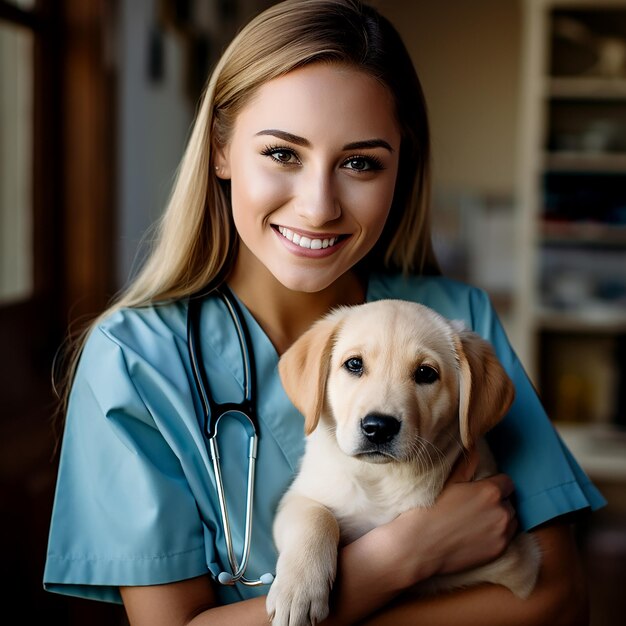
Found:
[56,0,439,414]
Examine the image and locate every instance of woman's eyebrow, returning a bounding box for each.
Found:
[255,129,310,146]
[343,139,393,152]
[255,129,394,152]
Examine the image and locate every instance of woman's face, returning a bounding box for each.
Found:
[216,62,401,293]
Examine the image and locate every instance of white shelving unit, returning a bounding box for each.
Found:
[516,0,626,432]
[557,421,626,482]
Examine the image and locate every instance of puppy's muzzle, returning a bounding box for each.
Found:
[360,413,401,445]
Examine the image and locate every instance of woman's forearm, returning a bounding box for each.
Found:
[321,522,418,625]
[129,522,585,626]
[124,523,410,626]
[182,524,412,626]
[362,579,580,626]
[187,595,268,626]
[125,470,546,626]
[361,523,588,626]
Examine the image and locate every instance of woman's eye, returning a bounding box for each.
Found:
[343,357,364,376]
[342,156,383,172]
[414,365,439,385]
[261,145,300,165]
[272,150,295,163]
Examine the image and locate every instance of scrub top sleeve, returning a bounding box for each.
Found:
[44,326,209,604]
[468,288,606,530]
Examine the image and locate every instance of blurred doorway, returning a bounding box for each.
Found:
[0,0,121,623]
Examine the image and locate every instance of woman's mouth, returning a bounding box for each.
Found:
[276,226,345,250]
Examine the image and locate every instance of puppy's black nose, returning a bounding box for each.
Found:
[361,413,401,444]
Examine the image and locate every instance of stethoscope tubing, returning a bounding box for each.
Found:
[187,287,273,587]
[188,287,257,438]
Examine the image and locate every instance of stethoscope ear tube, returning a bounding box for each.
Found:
[188,287,258,438]
[187,293,212,431]
[187,287,274,586]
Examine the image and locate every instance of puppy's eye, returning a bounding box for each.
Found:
[343,357,364,376]
[414,365,439,385]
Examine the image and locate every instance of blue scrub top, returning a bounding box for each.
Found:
[43,274,606,605]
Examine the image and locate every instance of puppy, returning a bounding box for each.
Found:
[266,300,541,626]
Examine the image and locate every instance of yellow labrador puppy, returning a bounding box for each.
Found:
[266,300,541,626]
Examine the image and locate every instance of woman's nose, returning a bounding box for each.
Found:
[294,170,341,227]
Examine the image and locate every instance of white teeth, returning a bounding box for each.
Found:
[278,226,338,250]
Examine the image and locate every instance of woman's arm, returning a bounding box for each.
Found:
[122,453,530,626]
[121,520,587,626]
[360,521,588,626]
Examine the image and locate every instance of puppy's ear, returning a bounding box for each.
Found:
[278,313,342,435]
[455,330,515,449]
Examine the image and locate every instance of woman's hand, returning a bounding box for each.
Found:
[378,448,519,587]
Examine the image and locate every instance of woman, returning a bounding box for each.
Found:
[44,1,604,624]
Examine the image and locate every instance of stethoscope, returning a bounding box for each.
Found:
[187,286,274,587]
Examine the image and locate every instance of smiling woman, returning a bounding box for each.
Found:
[43,2,604,626]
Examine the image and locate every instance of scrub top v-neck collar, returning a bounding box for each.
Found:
[195,291,306,473]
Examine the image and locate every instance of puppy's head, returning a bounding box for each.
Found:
[279,300,514,463]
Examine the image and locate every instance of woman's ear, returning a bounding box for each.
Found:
[278,312,343,435]
[212,142,231,179]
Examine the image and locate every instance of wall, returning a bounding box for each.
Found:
[376,0,522,196]
[376,0,523,344]
[115,0,276,288]
[0,25,32,302]
[116,0,193,287]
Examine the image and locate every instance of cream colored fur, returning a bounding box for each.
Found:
[266,300,541,626]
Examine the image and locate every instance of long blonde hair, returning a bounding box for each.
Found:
[56,0,439,414]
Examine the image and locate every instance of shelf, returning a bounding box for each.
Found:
[537,307,626,333]
[556,422,626,482]
[547,77,626,101]
[544,151,626,172]
[541,221,626,246]
[517,0,626,384]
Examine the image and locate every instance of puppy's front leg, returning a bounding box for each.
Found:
[267,492,340,626]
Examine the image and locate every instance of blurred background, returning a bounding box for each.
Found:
[1,0,625,623]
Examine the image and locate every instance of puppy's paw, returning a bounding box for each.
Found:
[266,550,336,626]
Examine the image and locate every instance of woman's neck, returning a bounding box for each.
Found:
[227,260,366,355]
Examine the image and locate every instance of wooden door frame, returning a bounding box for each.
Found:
[0,0,117,403]
[0,1,119,623]
[60,0,116,324]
